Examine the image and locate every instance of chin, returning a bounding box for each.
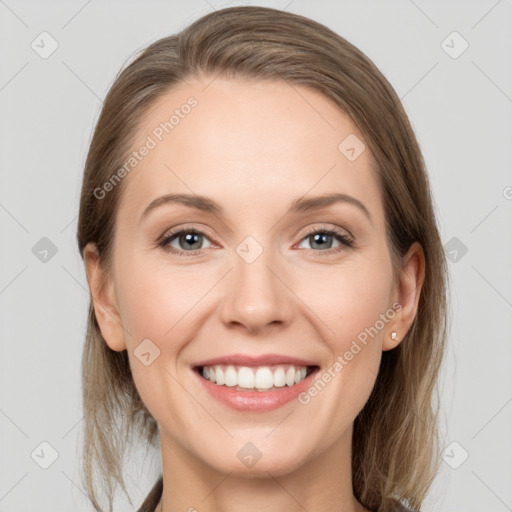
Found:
[199,441,312,478]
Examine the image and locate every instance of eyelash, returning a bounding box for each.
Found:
[157,225,354,257]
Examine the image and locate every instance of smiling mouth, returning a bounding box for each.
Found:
[194,364,320,392]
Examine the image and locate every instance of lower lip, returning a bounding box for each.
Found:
[193,367,318,412]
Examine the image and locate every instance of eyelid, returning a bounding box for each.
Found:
[156,224,220,256]
[157,222,355,255]
[298,223,354,242]
[159,223,218,243]
[294,225,354,251]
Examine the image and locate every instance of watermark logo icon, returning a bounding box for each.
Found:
[134,338,161,366]
[338,134,366,162]
[442,441,469,469]
[32,237,58,263]
[444,236,468,263]
[31,441,59,469]
[441,31,469,59]
[237,442,263,468]
[31,31,59,59]
[236,236,263,264]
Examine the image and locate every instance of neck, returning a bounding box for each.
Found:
[156,423,367,512]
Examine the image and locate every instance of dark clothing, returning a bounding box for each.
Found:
[136,476,163,512]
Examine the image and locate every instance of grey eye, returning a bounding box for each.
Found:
[298,232,342,251]
[167,231,212,251]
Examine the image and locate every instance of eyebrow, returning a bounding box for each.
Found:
[139,192,372,224]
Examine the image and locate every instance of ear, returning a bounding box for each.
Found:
[383,241,425,351]
[83,242,127,352]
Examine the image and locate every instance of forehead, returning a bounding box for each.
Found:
[117,77,383,225]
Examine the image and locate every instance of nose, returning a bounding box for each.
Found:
[218,247,293,335]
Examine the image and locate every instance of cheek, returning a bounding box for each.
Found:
[291,259,393,434]
[297,256,394,351]
[291,250,394,413]
[115,252,212,345]
[113,254,210,426]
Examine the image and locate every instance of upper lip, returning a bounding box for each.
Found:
[193,353,319,368]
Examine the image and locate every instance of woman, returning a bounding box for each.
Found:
[77,6,448,512]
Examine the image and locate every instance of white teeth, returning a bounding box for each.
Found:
[285,366,295,386]
[273,367,286,387]
[215,366,225,385]
[199,363,312,390]
[238,366,255,388]
[254,367,273,389]
[224,365,237,387]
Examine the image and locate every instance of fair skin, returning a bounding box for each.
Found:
[84,77,424,512]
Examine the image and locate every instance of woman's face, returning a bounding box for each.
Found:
[86,77,417,477]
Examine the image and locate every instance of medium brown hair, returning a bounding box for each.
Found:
[77,6,448,511]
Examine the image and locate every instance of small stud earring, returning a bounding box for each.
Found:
[391,332,398,340]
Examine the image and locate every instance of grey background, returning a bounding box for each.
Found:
[1,0,511,511]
